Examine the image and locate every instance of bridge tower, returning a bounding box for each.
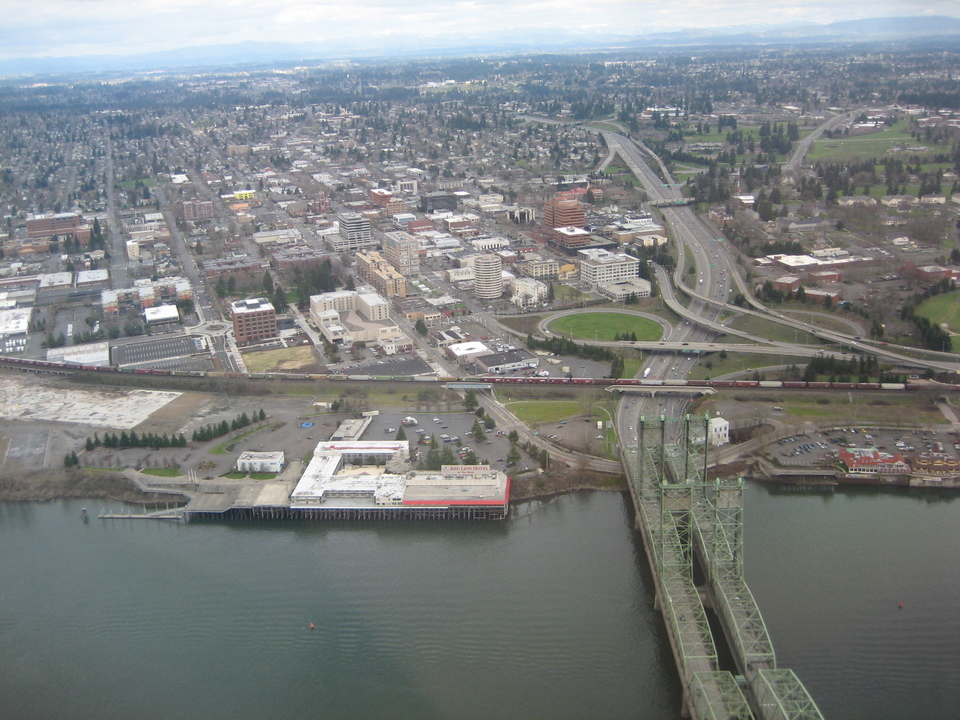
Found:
[626,414,824,720]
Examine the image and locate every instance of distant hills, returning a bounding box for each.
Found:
[3,15,960,77]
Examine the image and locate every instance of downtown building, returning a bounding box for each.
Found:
[327,212,376,253]
[382,231,420,276]
[473,254,504,301]
[578,248,640,288]
[230,297,279,345]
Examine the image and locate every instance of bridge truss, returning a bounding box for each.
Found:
[625,415,823,720]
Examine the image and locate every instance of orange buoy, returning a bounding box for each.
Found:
[309,622,315,630]
[898,602,904,609]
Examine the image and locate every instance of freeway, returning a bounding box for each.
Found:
[601,128,960,374]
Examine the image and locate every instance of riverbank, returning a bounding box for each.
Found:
[0,463,628,506]
[0,467,182,504]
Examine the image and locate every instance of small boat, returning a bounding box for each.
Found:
[80,507,89,523]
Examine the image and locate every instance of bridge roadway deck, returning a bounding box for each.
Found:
[627,445,753,719]
[623,443,824,720]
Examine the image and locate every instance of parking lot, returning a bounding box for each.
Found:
[772,426,960,467]
[363,410,532,471]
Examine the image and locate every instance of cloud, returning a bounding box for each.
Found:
[1,0,957,59]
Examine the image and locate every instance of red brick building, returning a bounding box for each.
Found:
[230,297,279,345]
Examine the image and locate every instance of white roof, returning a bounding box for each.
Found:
[0,307,32,337]
[448,341,490,357]
[39,272,72,288]
[76,269,109,283]
[144,305,180,322]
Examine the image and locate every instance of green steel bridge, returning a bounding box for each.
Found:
[623,415,825,720]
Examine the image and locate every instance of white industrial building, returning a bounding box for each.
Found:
[237,451,285,474]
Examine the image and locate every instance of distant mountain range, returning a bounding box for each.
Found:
[4,15,960,77]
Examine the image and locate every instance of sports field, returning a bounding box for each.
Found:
[547,312,662,341]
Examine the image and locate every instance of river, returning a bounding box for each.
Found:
[0,485,957,719]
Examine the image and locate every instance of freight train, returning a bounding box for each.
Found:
[0,355,943,392]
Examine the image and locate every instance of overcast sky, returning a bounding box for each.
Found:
[3,1,957,60]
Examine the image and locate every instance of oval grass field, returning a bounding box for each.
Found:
[547,312,663,342]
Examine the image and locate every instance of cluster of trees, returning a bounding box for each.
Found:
[757,121,799,155]
[192,409,266,443]
[520,440,550,470]
[526,334,615,363]
[292,259,343,310]
[88,431,188,450]
[801,354,884,382]
[259,271,289,313]
[418,434,479,470]
[900,278,956,351]
[608,356,626,379]
[63,451,80,467]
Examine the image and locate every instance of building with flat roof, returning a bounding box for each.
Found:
[598,277,651,301]
[26,212,91,244]
[230,297,278,345]
[237,451,285,474]
[143,304,180,325]
[290,440,509,518]
[578,248,640,288]
[0,307,32,338]
[475,350,539,374]
[447,341,491,364]
[382,231,420,276]
[543,197,584,229]
[181,200,214,221]
[328,212,375,253]
[549,226,593,251]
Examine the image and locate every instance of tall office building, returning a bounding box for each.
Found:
[382,231,420,277]
[329,212,375,253]
[474,254,504,301]
[543,197,585,229]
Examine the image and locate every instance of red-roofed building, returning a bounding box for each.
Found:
[839,448,909,474]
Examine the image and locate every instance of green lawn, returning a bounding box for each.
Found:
[916,291,960,330]
[507,400,585,425]
[686,352,809,380]
[807,122,929,164]
[548,312,663,341]
[723,314,822,345]
[622,358,643,378]
[916,291,960,352]
[553,284,591,302]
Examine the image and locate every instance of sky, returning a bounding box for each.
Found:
[2,0,958,61]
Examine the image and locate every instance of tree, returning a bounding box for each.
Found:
[415,318,428,336]
[273,287,288,313]
[463,389,479,411]
[262,271,274,295]
[395,426,407,441]
[483,416,496,430]
[507,429,519,444]
[471,419,486,443]
[506,446,521,466]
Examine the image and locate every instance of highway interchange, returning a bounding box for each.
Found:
[600,128,960,449]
